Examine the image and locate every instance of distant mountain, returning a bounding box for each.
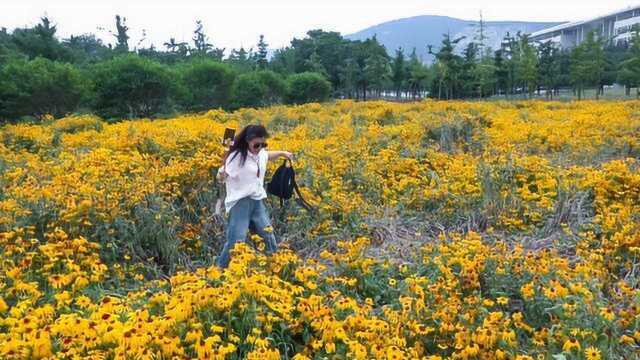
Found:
[345,15,564,63]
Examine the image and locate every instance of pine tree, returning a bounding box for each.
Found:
[407,48,429,99]
[473,55,497,98]
[500,32,520,97]
[430,33,464,99]
[391,47,407,99]
[474,11,488,59]
[494,48,509,96]
[114,15,129,52]
[256,35,268,69]
[35,17,57,40]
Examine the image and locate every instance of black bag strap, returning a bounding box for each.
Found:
[293,177,315,213]
[277,159,316,214]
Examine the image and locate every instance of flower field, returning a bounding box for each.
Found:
[0,100,639,359]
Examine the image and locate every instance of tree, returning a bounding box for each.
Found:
[406,48,429,99]
[363,36,392,99]
[461,42,479,97]
[231,72,267,109]
[500,32,521,97]
[603,44,626,93]
[556,50,573,93]
[192,20,212,56]
[304,51,329,78]
[0,27,19,66]
[290,30,348,91]
[536,41,560,99]
[64,34,112,64]
[230,70,286,108]
[473,55,497,98]
[582,31,606,99]
[91,55,176,118]
[256,70,286,105]
[570,31,605,99]
[474,11,488,59]
[518,34,538,98]
[570,43,587,100]
[191,20,225,60]
[285,72,331,104]
[364,51,390,98]
[10,17,72,61]
[269,47,295,75]
[178,59,236,110]
[618,28,640,98]
[0,57,88,120]
[163,37,189,59]
[339,57,359,99]
[114,15,129,53]
[256,35,268,70]
[494,48,509,96]
[227,46,255,71]
[391,48,407,99]
[430,33,464,99]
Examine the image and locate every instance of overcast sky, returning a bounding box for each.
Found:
[2,0,639,51]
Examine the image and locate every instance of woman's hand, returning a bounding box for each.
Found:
[216,166,227,183]
[282,151,294,161]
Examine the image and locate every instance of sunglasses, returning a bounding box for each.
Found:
[251,142,268,150]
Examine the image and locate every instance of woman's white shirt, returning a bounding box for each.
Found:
[219,149,268,213]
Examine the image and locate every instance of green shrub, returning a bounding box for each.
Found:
[91,55,177,119]
[285,72,331,105]
[177,59,236,111]
[0,57,89,120]
[232,72,267,109]
[256,70,287,105]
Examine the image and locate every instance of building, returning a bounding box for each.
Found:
[529,5,640,48]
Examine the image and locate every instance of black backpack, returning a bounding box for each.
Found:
[267,160,314,213]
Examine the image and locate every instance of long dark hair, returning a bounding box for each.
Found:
[226,124,269,166]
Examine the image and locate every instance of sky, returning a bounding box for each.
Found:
[2,0,639,51]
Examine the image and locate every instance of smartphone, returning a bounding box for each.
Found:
[222,128,235,146]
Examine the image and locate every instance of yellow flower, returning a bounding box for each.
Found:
[0,297,8,313]
[210,325,225,333]
[584,346,601,360]
[599,307,615,321]
[75,295,92,308]
[563,338,581,352]
[325,341,335,354]
[620,335,636,345]
[496,297,509,306]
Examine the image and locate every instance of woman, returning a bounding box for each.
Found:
[215,124,293,268]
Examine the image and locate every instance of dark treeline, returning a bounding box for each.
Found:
[0,17,339,121]
[3,16,640,121]
[431,30,633,101]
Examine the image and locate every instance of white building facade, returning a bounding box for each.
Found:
[530,5,640,48]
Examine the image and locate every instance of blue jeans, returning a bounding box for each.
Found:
[215,197,278,268]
